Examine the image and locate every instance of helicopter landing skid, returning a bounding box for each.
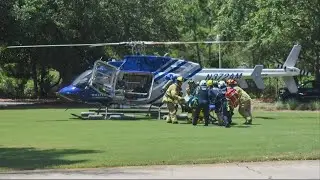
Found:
[72,111,131,120]
[71,113,86,120]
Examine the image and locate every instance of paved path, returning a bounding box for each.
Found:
[0,160,319,179]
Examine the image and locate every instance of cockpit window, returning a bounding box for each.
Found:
[94,65,115,86]
[71,70,92,86]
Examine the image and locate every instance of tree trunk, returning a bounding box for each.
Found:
[315,55,320,82]
[59,61,74,87]
[31,58,38,98]
[17,78,28,98]
[39,64,47,98]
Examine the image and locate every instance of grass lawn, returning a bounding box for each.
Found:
[0,108,319,171]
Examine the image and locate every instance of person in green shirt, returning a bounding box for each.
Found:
[226,79,253,125]
[162,76,185,124]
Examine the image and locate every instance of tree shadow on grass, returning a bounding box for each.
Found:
[255,116,276,120]
[232,125,251,128]
[0,147,101,170]
[69,114,163,121]
[250,123,262,126]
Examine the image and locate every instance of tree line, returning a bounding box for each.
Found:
[0,0,319,99]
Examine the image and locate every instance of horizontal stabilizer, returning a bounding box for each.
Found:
[300,69,312,76]
[283,76,298,93]
[237,78,249,89]
[251,65,265,89]
[275,62,311,76]
[275,63,284,69]
[283,44,301,68]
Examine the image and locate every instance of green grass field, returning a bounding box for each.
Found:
[0,109,319,171]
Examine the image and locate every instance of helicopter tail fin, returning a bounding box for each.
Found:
[251,65,265,89]
[283,44,301,68]
[237,78,249,89]
[283,76,298,93]
[274,45,301,93]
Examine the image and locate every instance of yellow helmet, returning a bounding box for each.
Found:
[177,76,183,82]
[206,80,213,86]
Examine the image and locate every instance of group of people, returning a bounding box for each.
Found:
[162,76,253,128]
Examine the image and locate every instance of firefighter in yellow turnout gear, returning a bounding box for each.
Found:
[226,79,253,124]
[162,76,185,124]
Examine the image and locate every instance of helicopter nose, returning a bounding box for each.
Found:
[56,86,81,102]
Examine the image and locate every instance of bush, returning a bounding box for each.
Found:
[24,80,35,98]
[275,101,288,110]
[286,99,299,110]
[309,101,320,111]
[0,71,18,98]
[0,67,60,98]
[0,68,34,98]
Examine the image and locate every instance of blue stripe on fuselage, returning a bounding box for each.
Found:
[154,61,187,82]
[153,60,177,80]
[158,59,177,72]
[185,67,202,79]
[149,67,202,104]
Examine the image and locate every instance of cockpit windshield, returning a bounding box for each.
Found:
[92,65,116,87]
[71,70,92,86]
[88,60,118,97]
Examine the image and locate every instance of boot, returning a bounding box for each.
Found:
[223,116,230,128]
[166,116,172,123]
[246,119,252,125]
[171,116,179,124]
[244,117,252,125]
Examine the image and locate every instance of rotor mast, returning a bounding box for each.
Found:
[128,41,146,55]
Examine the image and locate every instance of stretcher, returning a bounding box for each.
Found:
[184,95,218,124]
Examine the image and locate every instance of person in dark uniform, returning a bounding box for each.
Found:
[192,80,211,126]
[209,81,231,128]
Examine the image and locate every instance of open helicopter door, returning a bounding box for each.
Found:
[114,71,154,102]
[88,60,118,99]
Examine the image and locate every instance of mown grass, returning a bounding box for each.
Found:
[0,108,319,171]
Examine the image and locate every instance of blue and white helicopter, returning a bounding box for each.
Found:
[6,41,310,111]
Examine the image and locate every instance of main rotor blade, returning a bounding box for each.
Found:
[5,42,127,49]
[142,41,248,45]
[4,40,249,49]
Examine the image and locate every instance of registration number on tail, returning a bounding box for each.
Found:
[205,73,243,80]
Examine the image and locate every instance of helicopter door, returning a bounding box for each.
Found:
[88,60,118,98]
[114,71,154,101]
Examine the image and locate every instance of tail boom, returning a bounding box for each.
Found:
[192,67,302,91]
[188,45,306,93]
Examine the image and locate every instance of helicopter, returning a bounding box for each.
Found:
[5,41,310,113]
